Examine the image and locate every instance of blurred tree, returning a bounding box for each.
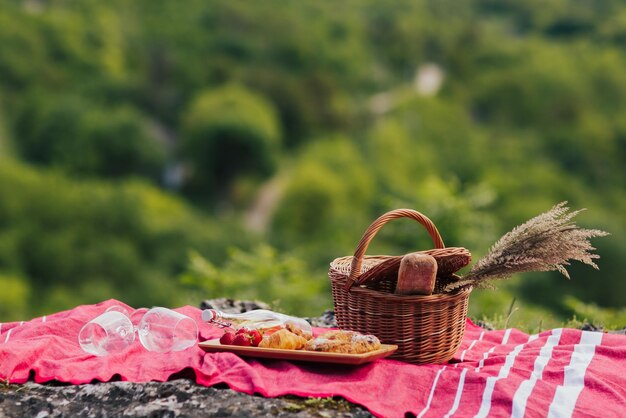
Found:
[0,160,254,317]
[0,101,9,158]
[271,136,375,265]
[0,0,623,324]
[82,106,166,179]
[0,3,48,91]
[471,42,626,188]
[14,94,166,181]
[180,84,281,204]
[0,273,30,321]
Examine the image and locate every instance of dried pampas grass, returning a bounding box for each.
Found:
[445,202,609,292]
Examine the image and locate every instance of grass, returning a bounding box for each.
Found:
[0,379,26,393]
[469,285,625,334]
[282,395,359,414]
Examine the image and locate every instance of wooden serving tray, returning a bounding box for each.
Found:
[199,339,398,365]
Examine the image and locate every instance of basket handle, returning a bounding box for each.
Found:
[345,209,445,290]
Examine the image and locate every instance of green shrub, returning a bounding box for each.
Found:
[563,295,626,330]
[180,245,329,317]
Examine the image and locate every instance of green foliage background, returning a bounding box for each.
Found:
[0,0,624,329]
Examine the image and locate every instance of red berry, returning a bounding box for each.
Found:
[236,328,249,335]
[219,331,236,345]
[233,334,252,346]
[248,330,262,347]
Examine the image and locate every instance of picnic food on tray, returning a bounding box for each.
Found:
[204,307,385,353]
[212,317,384,354]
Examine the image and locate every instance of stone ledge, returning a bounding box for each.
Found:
[0,380,373,418]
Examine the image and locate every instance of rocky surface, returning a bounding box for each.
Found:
[0,380,372,418]
[0,300,364,418]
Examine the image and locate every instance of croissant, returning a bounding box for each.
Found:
[304,330,381,354]
[259,329,308,350]
[286,323,313,340]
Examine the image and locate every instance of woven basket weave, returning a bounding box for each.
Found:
[329,209,472,364]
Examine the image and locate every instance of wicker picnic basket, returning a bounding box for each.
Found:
[329,209,473,364]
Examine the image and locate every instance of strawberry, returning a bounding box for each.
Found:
[232,334,252,346]
[248,329,262,347]
[236,328,250,335]
[219,331,236,345]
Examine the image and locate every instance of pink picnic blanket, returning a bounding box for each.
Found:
[1,299,625,417]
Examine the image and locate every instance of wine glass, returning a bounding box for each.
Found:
[137,307,198,353]
[78,311,136,356]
